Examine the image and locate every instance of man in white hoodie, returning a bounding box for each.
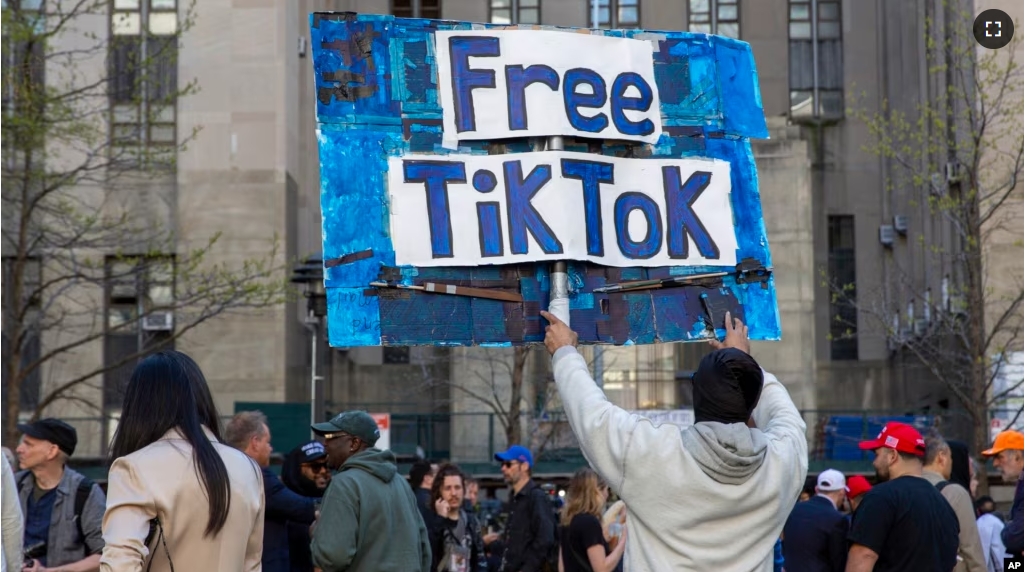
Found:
[541,310,808,572]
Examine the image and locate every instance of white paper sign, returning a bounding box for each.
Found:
[434,30,663,148]
[388,151,737,268]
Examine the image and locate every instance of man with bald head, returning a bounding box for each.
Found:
[922,433,985,572]
[542,310,807,572]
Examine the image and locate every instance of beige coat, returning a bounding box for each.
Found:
[100,427,265,572]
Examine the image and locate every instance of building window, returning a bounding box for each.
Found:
[789,0,843,120]
[383,347,411,364]
[2,0,46,170]
[109,0,179,155]
[489,0,539,24]
[828,215,858,360]
[598,345,677,409]
[2,257,42,410]
[589,0,639,29]
[392,0,441,19]
[688,0,739,39]
[103,256,175,407]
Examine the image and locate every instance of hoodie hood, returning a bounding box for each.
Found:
[282,444,326,497]
[947,440,971,491]
[679,422,768,484]
[340,448,398,483]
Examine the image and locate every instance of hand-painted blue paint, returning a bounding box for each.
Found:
[563,69,610,133]
[476,202,504,257]
[560,158,614,257]
[610,72,655,136]
[613,192,663,259]
[503,161,561,255]
[506,65,560,131]
[311,12,779,347]
[663,168,718,260]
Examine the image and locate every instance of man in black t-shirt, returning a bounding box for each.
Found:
[846,422,959,572]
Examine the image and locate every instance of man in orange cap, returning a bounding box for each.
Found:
[982,429,1023,558]
[845,422,959,572]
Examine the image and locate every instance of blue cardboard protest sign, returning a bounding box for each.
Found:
[310,13,780,347]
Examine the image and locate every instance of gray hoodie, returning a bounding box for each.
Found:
[311,448,431,572]
[553,346,808,572]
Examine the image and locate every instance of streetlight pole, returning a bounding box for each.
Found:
[291,255,327,436]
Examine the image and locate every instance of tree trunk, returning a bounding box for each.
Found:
[3,360,22,448]
[504,347,529,446]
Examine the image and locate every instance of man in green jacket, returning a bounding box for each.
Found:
[311,411,431,572]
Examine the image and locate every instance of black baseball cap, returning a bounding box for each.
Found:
[18,418,78,456]
[312,411,380,447]
[297,440,327,463]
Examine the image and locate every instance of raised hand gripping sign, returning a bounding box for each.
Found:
[311,13,779,347]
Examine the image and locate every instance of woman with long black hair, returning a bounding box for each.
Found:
[100,351,265,572]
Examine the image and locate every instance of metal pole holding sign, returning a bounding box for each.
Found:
[547,136,571,326]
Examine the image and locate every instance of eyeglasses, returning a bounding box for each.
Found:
[322,432,354,443]
[305,462,328,472]
[501,461,519,468]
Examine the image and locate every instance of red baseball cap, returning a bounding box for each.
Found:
[858,422,926,456]
[845,475,872,499]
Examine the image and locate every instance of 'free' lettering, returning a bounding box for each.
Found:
[435,30,664,147]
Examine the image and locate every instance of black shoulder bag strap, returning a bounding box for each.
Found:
[145,519,174,572]
[569,539,592,570]
[74,478,94,540]
[935,480,950,493]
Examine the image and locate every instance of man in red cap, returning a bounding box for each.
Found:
[982,429,1023,559]
[845,422,959,572]
[844,475,871,513]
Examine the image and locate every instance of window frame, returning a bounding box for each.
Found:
[102,254,176,408]
[788,0,844,121]
[595,344,678,410]
[827,215,858,361]
[687,0,740,39]
[108,0,179,155]
[488,0,541,25]
[1,255,43,410]
[587,0,640,29]
[391,0,442,19]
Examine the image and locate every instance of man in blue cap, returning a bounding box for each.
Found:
[310,410,431,572]
[487,444,555,572]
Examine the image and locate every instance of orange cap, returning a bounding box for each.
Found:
[982,430,1024,456]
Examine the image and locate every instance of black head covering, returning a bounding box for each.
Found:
[947,440,971,492]
[18,419,78,456]
[693,348,764,424]
[281,442,327,498]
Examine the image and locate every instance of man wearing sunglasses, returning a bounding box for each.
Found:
[282,441,332,572]
[485,445,556,572]
[310,410,431,572]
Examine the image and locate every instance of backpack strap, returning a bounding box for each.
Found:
[935,480,949,493]
[74,477,95,541]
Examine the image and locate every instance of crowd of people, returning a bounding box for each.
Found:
[0,312,1020,571]
[782,427,1024,572]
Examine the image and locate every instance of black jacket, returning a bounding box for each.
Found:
[782,495,849,572]
[280,447,327,572]
[261,466,317,572]
[498,480,555,572]
[1003,475,1024,558]
[415,486,433,523]
[426,509,488,571]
